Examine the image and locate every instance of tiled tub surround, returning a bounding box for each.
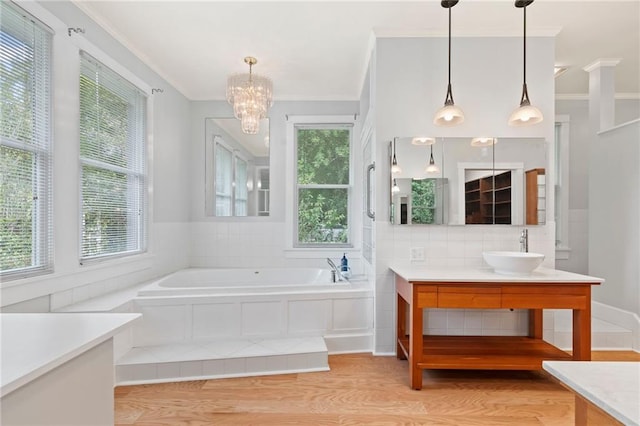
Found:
[116,268,374,384]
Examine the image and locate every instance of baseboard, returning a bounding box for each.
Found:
[592,301,640,351]
[324,332,373,354]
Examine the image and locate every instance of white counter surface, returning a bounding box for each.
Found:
[543,361,640,426]
[389,265,604,284]
[1,313,141,397]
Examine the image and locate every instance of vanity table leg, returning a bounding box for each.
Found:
[409,301,423,390]
[528,309,543,339]
[397,295,407,360]
[573,308,592,361]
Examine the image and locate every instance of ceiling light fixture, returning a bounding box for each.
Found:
[391,137,402,174]
[509,0,543,126]
[425,145,440,173]
[434,0,464,127]
[226,56,273,134]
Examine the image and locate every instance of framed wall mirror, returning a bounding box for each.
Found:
[205,118,270,217]
[390,137,546,226]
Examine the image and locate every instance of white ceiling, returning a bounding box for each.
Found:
[73,0,640,101]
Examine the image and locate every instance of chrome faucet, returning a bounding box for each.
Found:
[519,229,529,253]
[327,258,343,282]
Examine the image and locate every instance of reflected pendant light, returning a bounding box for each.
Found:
[508,0,543,126]
[391,137,402,174]
[434,0,464,127]
[392,178,400,193]
[226,56,273,134]
[425,145,440,173]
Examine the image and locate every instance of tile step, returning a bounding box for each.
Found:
[115,336,329,385]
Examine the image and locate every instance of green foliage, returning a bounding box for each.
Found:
[81,166,130,257]
[0,147,34,270]
[298,188,348,243]
[297,128,350,244]
[297,129,349,185]
[79,75,130,168]
[411,179,436,224]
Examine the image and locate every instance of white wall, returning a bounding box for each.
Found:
[556,99,640,275]
[1,1,191,311]
[372,36,556,354]
[589,120,640,316]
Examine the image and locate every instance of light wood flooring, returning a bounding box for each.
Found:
[115,351,640,425]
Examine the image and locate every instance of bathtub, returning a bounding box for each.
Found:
[131,267,373,353]
[137,267,342,296]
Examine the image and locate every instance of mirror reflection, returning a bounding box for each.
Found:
[205,118,270,217]
[390,137,546,226]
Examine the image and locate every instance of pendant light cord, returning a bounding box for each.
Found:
[444,5,454,105]
[523,4,527,87]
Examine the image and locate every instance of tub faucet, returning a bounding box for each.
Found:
[519,229,529,253]
[327,258,343,282]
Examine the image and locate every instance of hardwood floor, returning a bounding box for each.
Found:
[115,351,639,425]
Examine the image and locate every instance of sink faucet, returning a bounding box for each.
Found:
[327,258,343,282]
[519,229,529,253]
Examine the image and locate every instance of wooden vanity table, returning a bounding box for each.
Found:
[391,266,603,390]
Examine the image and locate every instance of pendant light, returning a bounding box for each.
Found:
[391,137,402,174]
[425,145,440,173]
[509,0,543,126]
[434,0,464,127]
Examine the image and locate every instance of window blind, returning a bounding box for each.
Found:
[79,51,147,261]
[0,1,53,278]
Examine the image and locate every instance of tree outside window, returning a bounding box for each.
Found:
[296,126,351,245]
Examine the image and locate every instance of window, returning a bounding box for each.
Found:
[0,1,52,279]
[213,137,249,216]
[295,124,352,246]
[79,52,147,262]
[411,179,437,224]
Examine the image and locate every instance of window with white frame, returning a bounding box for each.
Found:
[295,124,352,246]
[0,1,53,279]
[213,138,249,217]
[79,52,147,262]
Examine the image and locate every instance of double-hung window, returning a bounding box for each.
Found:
[0,1,53,279]
[213,138,249,217]
[79,52,147,262]
[295,124,352,246]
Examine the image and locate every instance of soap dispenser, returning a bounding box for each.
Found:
[341,253,348,272]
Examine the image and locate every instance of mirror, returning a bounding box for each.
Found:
[390,137,546,226]
[205,118,270,216]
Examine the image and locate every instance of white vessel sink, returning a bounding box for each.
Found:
[482,251,545,276]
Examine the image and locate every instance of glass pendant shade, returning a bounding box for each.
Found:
[226,57,273,134]
[508,101,543,126]
[392,179,400,193]
[470,137,497,147]
[391,155,402,174]
[434,102,465,126]
[425,146,440,173]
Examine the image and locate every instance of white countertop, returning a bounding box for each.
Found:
[389,265,604,284]
[1,313,141,397]
[543,361,640,426]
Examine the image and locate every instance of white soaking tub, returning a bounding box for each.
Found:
[132,268,373,353]
[138,267,341,296]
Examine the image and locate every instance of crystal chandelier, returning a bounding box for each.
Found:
[226,57,273,134]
